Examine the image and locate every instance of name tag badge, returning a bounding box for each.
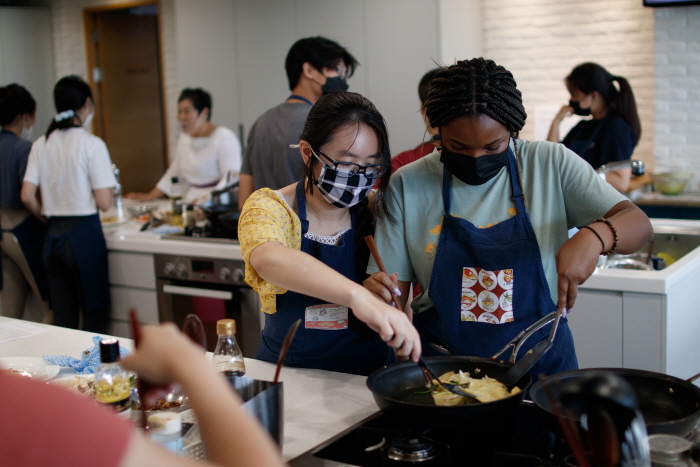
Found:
[304,304,349,330]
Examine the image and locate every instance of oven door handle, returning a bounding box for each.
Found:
[161,284,233,300]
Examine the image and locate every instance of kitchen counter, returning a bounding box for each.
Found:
[572,218,700,380]
[0,316,379,462]
[635,191,700,207]
[633,192,700,220]
[103,200,242,260]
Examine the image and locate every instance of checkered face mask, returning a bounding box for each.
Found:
[314,163,374,208]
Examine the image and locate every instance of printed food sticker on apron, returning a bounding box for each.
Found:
[461,267,514,324]
[305,304,349,330]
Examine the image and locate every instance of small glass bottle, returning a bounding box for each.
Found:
[170,176,183,227]
[212,319,245,376]
[148,412,183,455]
[95,338,132,418]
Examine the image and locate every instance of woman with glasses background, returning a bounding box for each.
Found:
[238,91,420,375]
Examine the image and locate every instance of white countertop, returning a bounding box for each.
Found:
[0,317,378,462]
[580,218,700,294]
[103,200,242,260]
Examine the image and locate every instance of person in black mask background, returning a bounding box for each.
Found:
[364,58,652,379]
[238,36,358,210]
[0,84,51,323]
[547,62,641,193]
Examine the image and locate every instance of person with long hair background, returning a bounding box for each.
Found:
[547,62,642,193]
[21,75,116,333]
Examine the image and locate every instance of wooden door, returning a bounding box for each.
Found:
[85,4,167,194]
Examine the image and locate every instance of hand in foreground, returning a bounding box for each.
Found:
[363,271,401,306]
[124,192,152,201]
[555,229,602,311]
[350,289,421,361]
[121,323,204,386]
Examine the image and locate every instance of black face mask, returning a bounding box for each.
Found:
[322,76,349,94]
[569,98,592,117]
[440,146,509,186]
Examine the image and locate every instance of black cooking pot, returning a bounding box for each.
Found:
[530,368,700,437]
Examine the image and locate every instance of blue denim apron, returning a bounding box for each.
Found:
[44,214,110,313]
[256,181,394,375]
[565,114,610,163]
[415,147,578,378]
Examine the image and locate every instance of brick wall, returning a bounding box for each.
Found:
[653,7,700,190]
[50,0,180,161]
[482,0,655,169]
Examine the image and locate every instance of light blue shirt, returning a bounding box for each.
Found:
[369,139,627,310]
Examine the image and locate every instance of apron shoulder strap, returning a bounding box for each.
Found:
[295,180,309,234]
[507,145,527,213]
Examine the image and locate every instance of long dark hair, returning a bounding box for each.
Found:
[299,91,392,239]
[424,58,527,137]
[566,62,641,141]
[45,75,93,139]
[0,84,36,126]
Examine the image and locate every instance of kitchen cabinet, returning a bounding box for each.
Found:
[107,251,158,338]
[571,219,700,381]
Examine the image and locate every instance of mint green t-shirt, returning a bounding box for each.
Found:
[368,139,627,311]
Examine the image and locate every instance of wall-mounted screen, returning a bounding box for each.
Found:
[644,0,700,6]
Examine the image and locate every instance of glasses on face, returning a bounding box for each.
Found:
[312,148,389,180]
[325,65,348,80]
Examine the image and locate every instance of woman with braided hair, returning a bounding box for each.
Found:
[364,58,651,377]
[547,62,641,193]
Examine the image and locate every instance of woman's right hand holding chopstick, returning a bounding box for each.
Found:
[348,286,421,362]
[364,271,402,306]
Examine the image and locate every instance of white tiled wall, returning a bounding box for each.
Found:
[653,7,700,189]
[49,0,180,161]
[481,0,655,169]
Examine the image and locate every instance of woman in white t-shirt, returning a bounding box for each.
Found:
[21,75,116,333]
[125,88,242,203]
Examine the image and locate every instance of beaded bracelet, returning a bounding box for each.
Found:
[580,226,605,255]
[594,217,619,256]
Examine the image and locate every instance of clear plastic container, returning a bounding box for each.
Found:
[148,412,183,455]
[212,319,245,376]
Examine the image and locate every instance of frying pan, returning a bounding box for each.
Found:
[367,356,531,428]
[530,368,700,437]
[366,312,560,428]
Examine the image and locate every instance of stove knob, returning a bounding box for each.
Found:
[163,262,175,277]
[176,263,188,278]
[232,269,245,282]
[219,267,231,281]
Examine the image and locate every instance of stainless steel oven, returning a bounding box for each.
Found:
[154,254,261,356]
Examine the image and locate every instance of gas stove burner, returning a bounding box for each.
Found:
[387,436,439,462]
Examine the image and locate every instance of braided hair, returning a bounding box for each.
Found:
[424,58,527,136]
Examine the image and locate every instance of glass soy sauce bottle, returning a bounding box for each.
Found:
[212,319,245,376]
[95,338,132,418]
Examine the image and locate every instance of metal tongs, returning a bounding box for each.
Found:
[496,308,564,387]
[418,356,478,399]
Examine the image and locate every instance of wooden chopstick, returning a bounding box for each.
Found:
[128,309,150,430]
[364,235,403,312]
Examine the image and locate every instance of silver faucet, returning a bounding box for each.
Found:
[595,159,645,176]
